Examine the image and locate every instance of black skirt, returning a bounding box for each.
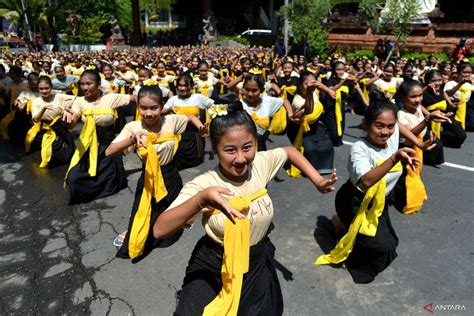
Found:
[440,120,466,148]
[29,120,76,167]
[116,163,183,262]
[174,235,283,316]
[286,120,334,174]
[65,125,127,205]
[335,181,399,284]
[173,125,205,170]
[6,109,32,144]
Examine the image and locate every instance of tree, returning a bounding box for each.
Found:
[278,0,332,57]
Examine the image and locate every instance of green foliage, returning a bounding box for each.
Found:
[278,0,331,56]
[346,49,375,60]
[218,35,250,46]
[63,13,109,44]
[469,57,474,65]
[384,0,423,44]
[401,52,449,61]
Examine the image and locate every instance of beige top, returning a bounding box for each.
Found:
[15,90,40,111]
[292,90,318,112]
[112,115,188,165]
[71,94,131,126]
[398,106,426,145]
[194,76,218,98]
[373,77,404,99]
[167,148,288,246]
[32,93,76,121]
[118,70,138,83]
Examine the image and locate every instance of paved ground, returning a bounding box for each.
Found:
[0,113,473,315]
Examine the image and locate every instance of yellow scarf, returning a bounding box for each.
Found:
[203,188,268,316]
[403,137,427,215]
[200,83,212,98]
[287,101,324,177]
[359,78,370,103]
[250,112,270,129]
[380,86,397,100]
[174,105,201,117]
[335,86,349,137]
[0,94,33,140]
[128,132,181,259]
[268,106,287,135]
[426,100,447,139]
[455,86,472,130]
[24,116,62,168]
[65,109,116,182]
[281,85,297,100]
[315,160,402,265]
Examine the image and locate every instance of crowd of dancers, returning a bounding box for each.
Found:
[0,45,471,314]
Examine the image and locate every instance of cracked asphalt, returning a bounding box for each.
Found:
[0,114,473,315]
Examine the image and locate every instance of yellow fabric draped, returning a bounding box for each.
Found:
[455,86,472,130]
[315,160,402,265]
[250,112,270,129]
[25,116,62,168]
[380,86,397,100]
[0,110,16,140]
[281,85,297,100]
[426,100,447,139]
[200,83,211,98]
[65,109,116,182]
[287,101,324,177]
[403,137,427,215]
[335,86,349,137]
[203,188,268,316]
[26,100,32,115]
[174,105,200,117]
[359,78,370,102]
[268,106,287,135]
[128,132,180,259]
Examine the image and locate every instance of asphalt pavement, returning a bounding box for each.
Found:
[0,113,473,315]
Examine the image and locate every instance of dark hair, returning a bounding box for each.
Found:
[27,72,39,80]
[137,85,163,106]
[243,74,265,92]
[395,79,423,103]
[209,101,257,149]
[364,99,398,125]
[38,76,53,87]
[54,65,65,72]
[137,67,152,77]
[297,71,316,94]
[198,60,209,69]
[177,73,194,87]
[424,69,442,83]
[9,66,23,77]
[101,63,113,72]
[80,69,101,84]
[457,62,472,73]
[331,60,345,79]
[383,62,395,72]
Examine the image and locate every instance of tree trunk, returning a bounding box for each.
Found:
[131,0,142,46]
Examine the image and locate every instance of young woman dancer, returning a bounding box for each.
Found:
[153,101,337,315]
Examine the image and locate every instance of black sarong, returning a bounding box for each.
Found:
[173,125,205,170]
[116,163,183,262]
[66,125,127,205]
[175,235,283,315]
[29,120,76,167]
[335,181,399,284]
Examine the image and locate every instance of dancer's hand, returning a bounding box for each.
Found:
[394,147,422,171]
[416,131,437,152]
[316,169,338,194]
[199,187,243,224]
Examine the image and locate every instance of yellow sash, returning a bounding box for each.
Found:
[203,189,268,316]
[403,137,427,215]
[315,160,402,265]
[174,105,200,117]
[287,101,324,177]
[335,86,349,137]
[25,116,62,168]
[455,86,472,130]
[128,132,180,259]
[65,109,116,182]
[268,106,287,135]
[426,100,447,139]
[0,110,16,140]
[359,78,370,103]
[250,112,270,129]
[200,83,211,98]
[381,86,397,100]
[281,85,297,100]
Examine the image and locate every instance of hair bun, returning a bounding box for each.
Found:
[227,101,244,113]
